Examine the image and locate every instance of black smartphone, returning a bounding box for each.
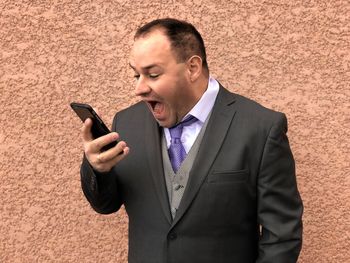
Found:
[70,102,118,151]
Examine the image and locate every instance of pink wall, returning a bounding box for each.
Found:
[1,1,349,262]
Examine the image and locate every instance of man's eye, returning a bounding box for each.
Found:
[149,74,159,79]
[134,75,140,79]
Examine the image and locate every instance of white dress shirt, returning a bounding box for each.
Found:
[164,76,220,153]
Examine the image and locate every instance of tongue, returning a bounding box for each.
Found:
[153,102,164,115]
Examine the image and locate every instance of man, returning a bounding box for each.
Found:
[80,18,303,263]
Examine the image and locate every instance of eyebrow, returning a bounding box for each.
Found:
[129,63,160,71]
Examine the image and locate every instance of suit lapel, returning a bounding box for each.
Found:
[144,107,172,224]
[171,86,237,227]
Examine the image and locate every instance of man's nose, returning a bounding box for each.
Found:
[135,76,151,96]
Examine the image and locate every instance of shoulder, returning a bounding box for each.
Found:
[238,93,287,133]
[218,85,288,132]
[235,92,284,119]
[113,101,150,123]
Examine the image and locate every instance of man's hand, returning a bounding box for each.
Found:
[82,118,129,173]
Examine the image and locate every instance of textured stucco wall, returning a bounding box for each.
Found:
[0,0,349,262]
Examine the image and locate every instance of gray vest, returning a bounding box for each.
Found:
[161,116,210,219]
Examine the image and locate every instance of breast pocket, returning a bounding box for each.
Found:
[207,169,249,183]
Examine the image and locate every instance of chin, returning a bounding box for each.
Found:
[156,118,175,128]
[154,119,168,128]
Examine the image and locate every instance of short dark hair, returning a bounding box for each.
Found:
[135,18,209,71]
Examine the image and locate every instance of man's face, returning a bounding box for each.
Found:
[129,31,196,128]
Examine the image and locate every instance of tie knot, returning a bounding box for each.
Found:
[169,115,197,140]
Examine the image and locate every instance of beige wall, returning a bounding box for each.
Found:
[1,0,349,262]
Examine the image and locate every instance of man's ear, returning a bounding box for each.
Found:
[187,55,203,82]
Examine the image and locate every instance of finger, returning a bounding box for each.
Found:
[104,145,130,166]
[97,141,128,163]
[82,118,94,142]
[90,132,119,152]
[93,146,130,173]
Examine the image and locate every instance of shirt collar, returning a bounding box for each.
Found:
[184,76,220,123]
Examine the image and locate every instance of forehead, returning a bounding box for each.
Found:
[130,31,175,67]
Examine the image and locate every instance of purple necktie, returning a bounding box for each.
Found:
[168,116,198,173]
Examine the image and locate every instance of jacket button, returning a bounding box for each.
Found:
[168,233,177,240]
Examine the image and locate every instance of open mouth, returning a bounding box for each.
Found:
[148,101,157,110]
[146,100,165,119]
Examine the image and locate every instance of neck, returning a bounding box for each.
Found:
[193,75,209,102]
[178,75,209,121]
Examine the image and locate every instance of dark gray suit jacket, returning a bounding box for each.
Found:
[81,86,303,263]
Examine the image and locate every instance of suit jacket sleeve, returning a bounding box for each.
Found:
[80,115,123,215]
[256,114,303,263]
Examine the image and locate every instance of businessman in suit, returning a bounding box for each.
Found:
[80,18,303,263]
